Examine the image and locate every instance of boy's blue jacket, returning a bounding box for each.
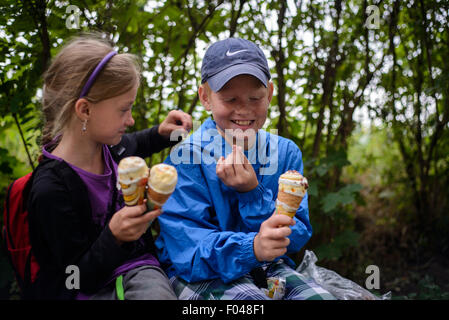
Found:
[156,118,312,283]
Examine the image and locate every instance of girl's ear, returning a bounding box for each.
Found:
[198,84,212,111]
[74,98,90,121]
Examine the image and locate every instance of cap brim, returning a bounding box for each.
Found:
[207,64,269,92]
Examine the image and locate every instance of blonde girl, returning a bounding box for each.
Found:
[27,35,191,300]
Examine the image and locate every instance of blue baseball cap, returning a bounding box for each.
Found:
[201,38,271,92]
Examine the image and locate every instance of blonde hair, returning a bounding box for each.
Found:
[41,34,141,147]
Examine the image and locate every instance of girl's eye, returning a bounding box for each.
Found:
[122,105,133,113]
[249,97,260,101]
[225,98,236,103]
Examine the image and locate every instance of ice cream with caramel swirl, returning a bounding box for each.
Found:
[276,170,308,218]
[117,156,149,206]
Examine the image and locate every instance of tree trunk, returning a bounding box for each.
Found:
[274,1,288,138]
[312,0,342,158]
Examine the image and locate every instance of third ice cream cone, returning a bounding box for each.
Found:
[276,170,308,218]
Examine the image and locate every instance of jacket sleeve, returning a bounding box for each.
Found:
[28,170,134,294]
[236,183,276,231]
[110,125,179,161]
[282,141,313,253]
[157,149,263,283]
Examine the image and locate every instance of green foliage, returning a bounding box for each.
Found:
[0,0,448,300]
[394,275,449,300]
[321,184,362,214]
[315,230,360,261]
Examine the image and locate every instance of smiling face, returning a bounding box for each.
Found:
[199,74,274,149]
[86,84,138,146]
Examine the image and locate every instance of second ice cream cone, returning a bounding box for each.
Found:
[147,163,178,209]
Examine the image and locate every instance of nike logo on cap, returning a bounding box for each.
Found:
[226,49,248,56]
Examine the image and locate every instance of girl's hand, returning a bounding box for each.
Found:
[253,211,295,262]
[158,110,192,139]
[108,201,162,244]
[216,145,258,193]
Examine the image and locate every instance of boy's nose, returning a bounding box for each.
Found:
[235,103,250,114]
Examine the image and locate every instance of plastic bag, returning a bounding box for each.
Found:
[296,250,391,300]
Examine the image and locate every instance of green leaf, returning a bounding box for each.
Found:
[322,183,362,213]
[308,180,318,197]
[315,230,360,261]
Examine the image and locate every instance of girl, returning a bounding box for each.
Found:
[26,35,191,299]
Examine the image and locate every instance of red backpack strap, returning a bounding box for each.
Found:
[2,172,35,290]
[2,159,54,293]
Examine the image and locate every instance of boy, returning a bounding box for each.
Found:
[155,38,334,300]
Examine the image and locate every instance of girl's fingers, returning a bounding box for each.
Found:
[123,202,148,218]
[140,209,162,224]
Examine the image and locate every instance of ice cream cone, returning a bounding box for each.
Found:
[147,163,177,209]
[276,170,308,218]
[117,157,149,206]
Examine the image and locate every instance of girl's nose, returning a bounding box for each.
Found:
[126,113,135,126]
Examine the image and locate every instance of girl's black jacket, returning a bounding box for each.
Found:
[26,126,177,300]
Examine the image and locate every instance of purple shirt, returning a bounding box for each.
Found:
[43,142,160,297]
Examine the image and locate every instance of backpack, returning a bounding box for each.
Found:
[2,157,121,298]
[2,171,40,292]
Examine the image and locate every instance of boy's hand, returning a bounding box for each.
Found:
[216,145,258,193]
[253,211,295,262]
[109,200,162,244]
[158,110,192,139]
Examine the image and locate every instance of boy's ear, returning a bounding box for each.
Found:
[74,98,90,121]
[267,81,274,103]
[198,84,212,111]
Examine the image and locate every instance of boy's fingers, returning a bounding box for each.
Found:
[267,225,292,239]
[232,146,246,175]
[272,237,290,249]
[236,146,252,171]
[216,157,226,177]
[234,145,244,165]
[267,213,293,228]
[224,152,236,176]
[240,148,252,170]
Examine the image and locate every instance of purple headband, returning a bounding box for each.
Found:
[79,51,117,98]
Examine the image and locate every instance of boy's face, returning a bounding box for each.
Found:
[199,74,274,148]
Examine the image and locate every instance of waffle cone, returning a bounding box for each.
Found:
[276,191,304,218]
[147,185,173,208]
[275,205,296,218]
[277,190,303,209]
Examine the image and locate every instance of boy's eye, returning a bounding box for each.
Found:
[224,98,236,103]
[249,97,261,101]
